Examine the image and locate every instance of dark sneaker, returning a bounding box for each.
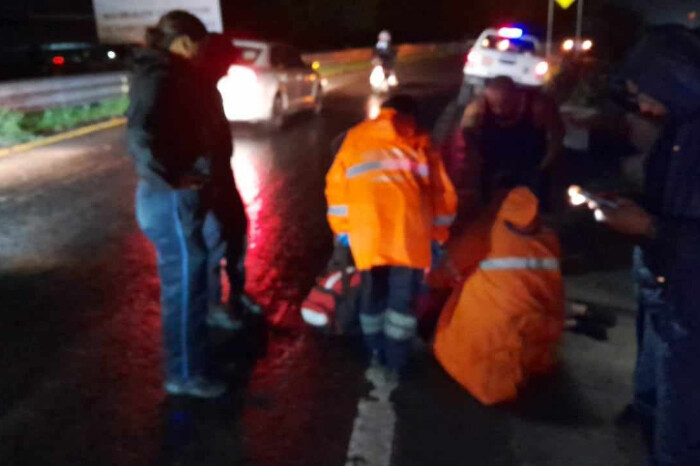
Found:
[207,304,244,331]
[164,377,227,399]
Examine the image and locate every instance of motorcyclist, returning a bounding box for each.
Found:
[373,30,397,71]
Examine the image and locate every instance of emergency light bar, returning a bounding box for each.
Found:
[498,27,524,39]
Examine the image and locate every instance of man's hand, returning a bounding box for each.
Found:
[596,198,657,238]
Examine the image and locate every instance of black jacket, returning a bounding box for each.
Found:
[126,47,233,191]
[622,26,700,301]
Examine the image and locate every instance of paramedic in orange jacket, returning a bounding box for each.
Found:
[326,95,457,373]
[431,187,564,404]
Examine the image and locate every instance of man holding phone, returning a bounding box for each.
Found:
[595,26,700,465]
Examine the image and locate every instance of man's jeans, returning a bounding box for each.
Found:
[634,248,700,466]
[359,267,423,371]
[136,182,209,382]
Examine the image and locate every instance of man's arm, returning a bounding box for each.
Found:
[126,72,175,190]
[458,97,486,205]
[535,93,565,169]
[427,145,458,244]
[325,139,350,236]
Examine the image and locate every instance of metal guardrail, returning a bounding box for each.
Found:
[0,42,467,112]
[0,72,130,112]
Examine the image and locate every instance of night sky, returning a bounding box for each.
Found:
[1,0,696,48]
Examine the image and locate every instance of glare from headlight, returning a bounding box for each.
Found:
[370,66,386,88]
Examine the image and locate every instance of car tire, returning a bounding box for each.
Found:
[313,84,323,115]
[267,93,285,130]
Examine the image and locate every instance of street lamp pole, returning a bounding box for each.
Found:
[546,0,554,58]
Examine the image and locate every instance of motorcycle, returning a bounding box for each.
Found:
[369,59,398,93]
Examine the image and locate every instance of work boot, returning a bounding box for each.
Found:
[207,303,244,331]
[164,377,227,399]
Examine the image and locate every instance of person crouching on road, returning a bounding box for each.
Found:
[430,187,564,405]
[127,11,233,398]
[325,95,457,377]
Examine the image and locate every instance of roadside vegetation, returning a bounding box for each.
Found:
[0,97,128,148]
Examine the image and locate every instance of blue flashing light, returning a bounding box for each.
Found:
[498,27,524,39]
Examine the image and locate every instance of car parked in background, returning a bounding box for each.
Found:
[464,27,550,88]
[217,39,323,128]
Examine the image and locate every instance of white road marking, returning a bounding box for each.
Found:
[345,366,398,466]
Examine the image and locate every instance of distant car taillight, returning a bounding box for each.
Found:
[227,65,258,87]
[535,61,549,77]
[52,56,65,66]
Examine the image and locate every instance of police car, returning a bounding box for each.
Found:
[217,39,323,128]
[464,27,550,87]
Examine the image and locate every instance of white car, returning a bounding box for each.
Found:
[217,39,323,128]
[464,27,550,87]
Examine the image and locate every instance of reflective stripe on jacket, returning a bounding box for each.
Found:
[326,109,457,270]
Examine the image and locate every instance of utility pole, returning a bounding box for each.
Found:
[575,0,584,55]
[546,0,554,58]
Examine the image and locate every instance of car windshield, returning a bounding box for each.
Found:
[235,46,263,65]
[482,35,537,54]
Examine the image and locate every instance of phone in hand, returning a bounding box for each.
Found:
[568,185,619,209]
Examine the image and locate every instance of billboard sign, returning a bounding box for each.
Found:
[92,0,223,44]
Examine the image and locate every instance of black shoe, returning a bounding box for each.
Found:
[568,319,608,341]
[207,304,244,331]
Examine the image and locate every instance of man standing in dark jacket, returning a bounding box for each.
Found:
[597,26,700,465]
[127,11,243,398]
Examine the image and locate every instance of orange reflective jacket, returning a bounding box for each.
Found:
[326,109,457,271]
[433,188,564,405]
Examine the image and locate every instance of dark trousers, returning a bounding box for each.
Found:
[136,182,209,382]
[359,266,423,371]
[203,210,246,309]
[634,248,700,466]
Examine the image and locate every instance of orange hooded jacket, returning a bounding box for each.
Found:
[432,188,564,405]
[326,109,457,271]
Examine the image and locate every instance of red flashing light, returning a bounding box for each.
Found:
[52,56,65,66]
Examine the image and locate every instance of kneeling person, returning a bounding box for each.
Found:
[432,187,564,404]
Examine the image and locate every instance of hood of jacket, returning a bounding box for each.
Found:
[621,25,700,121]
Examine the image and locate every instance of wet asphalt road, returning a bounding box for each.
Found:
[0,57,645,465]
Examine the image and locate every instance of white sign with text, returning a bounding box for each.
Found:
[92,0,223,44]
